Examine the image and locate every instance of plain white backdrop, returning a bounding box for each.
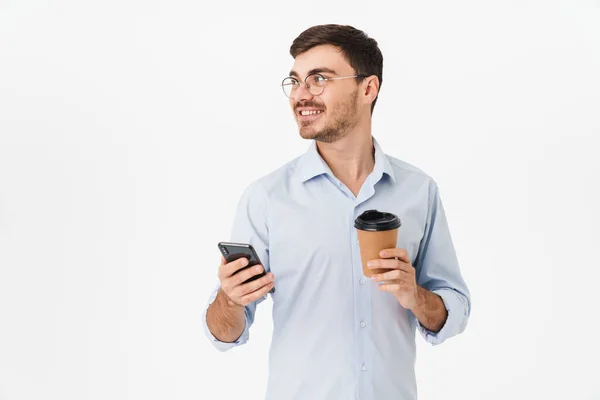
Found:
[1,0,599,399]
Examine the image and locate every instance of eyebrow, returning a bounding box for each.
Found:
[289,67,338,78]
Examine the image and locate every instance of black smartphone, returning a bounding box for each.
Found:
[217,241,275,294]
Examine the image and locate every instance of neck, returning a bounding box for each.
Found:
[315,121,375,186]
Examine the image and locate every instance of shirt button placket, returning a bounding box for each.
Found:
[353,209,369,398]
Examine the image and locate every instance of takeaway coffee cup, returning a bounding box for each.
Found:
[354,209,402,278]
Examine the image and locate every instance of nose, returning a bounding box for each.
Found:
[291,82,314,103]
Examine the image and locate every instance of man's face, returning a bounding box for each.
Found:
[288,45,362,143]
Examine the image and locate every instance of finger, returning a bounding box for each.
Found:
[371,269,409,282]
[230,264,265,288]
[240,280,275,305]
[234,272,274,298]
[219,257,250,280]
[378,283,402,292]
[379,248,410,263]
[367,258,411,270]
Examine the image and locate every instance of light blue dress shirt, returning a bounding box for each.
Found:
[203,137,471,400]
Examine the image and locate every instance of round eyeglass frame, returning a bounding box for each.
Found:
[281,73,368,98]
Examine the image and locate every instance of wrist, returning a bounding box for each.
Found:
[410,286,427,312]
[218,288,244,310]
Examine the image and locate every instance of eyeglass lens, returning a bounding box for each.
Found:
[282,74,326,98]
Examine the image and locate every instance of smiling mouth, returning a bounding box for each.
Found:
[299,110,324,116]
[297,109,324,122]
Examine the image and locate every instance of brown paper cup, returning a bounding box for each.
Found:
[354,210,402,278]
[357,228,399,277]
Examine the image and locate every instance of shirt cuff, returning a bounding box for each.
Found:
[202,286,250,352]
[416,288,470,346]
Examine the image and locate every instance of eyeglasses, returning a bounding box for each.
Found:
[281,73,367,98]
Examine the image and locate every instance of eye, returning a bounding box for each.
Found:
[314,75,326,83]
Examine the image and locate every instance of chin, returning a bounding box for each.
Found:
[297,121,319,139]
[299,128,316,139]
[301,126,331,141]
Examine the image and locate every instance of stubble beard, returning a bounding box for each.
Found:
[299,89,359,144]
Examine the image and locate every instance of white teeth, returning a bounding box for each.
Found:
[301,110,322,116]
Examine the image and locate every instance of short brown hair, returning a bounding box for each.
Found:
[290,24,383,114]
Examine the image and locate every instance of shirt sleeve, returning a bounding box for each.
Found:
[414,180,471,346]
[202,182,272,351]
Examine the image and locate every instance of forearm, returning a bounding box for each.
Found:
[206,288,246,343]
[411,286,448,333]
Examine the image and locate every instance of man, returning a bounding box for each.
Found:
[203,24,471,399]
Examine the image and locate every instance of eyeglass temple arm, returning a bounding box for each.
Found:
[325,74,368,81]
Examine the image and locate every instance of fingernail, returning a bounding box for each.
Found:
[380,251,387,257]
[254,265,262,273]
[241,258,248,266]
[367,261,375,267]
[371,276,378,281]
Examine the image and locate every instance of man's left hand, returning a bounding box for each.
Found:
[367,248,423,310]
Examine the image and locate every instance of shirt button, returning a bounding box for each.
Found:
[359,278,366,285]
[362,364,367,371]
[360,321,366,328]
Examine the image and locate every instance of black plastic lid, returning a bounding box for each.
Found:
[354,209,401,231]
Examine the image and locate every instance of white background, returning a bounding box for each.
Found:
[1,1,599,399]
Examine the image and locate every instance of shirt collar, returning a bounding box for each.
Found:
[296,136,396,184]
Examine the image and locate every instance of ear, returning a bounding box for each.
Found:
[362,75,380,107]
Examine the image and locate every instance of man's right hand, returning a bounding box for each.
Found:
[218,255,275,308]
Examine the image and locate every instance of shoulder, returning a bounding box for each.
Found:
[239,155,303,200]
[386,154,438,187]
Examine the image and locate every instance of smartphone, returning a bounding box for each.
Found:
[217,241,275,294]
